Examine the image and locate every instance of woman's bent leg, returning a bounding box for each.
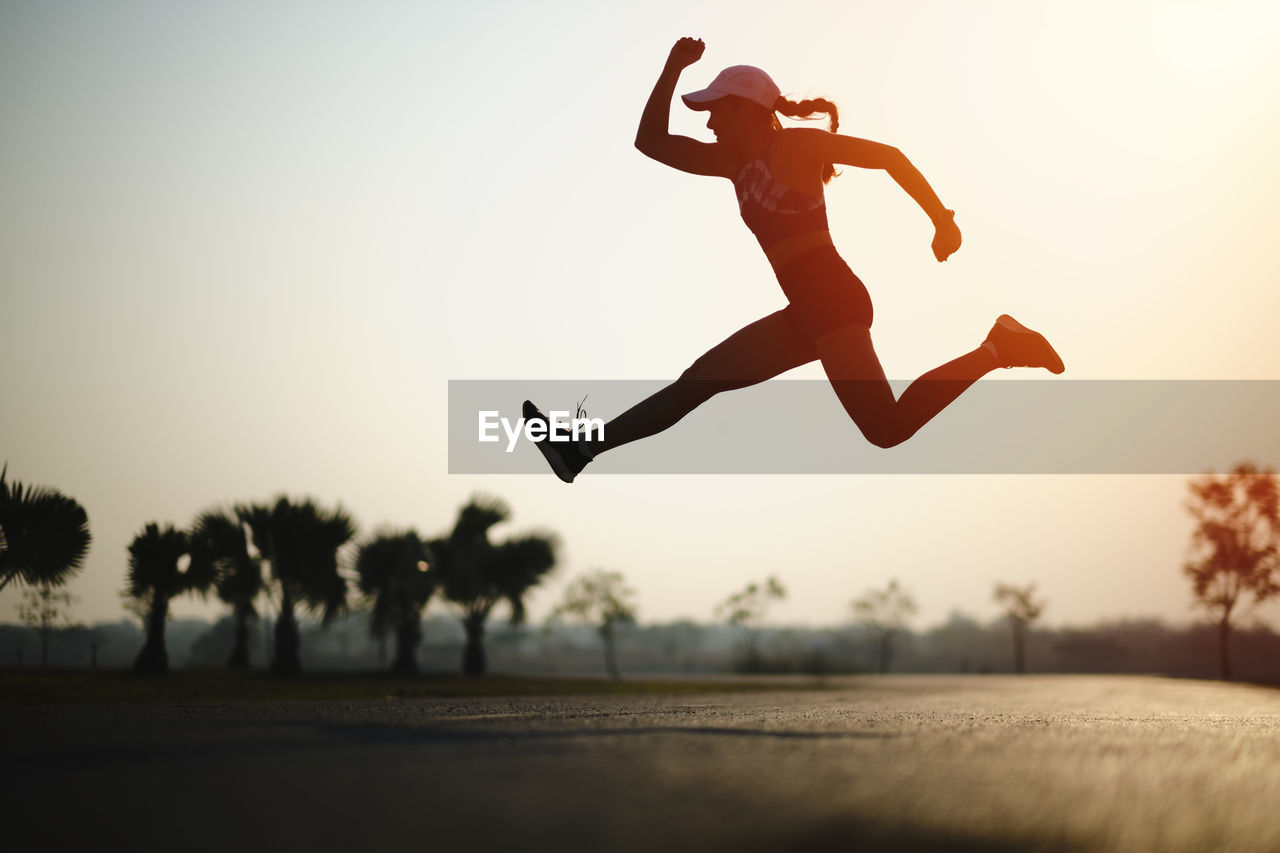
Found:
[816,325,999,449]
[589,309,819,455]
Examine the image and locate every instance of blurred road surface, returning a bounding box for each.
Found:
[5,675,1280,852]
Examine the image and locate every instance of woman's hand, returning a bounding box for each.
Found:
[665,37,705,72]
[931,212,961,262]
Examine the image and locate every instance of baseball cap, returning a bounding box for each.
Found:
[681,65,782,111]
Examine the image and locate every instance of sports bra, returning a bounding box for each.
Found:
[732,142,829,252]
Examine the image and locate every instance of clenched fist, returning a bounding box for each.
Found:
[932,213,962,262]
[666,37,705,71]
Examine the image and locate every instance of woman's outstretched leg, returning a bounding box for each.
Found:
[586,309,819,456]
[816,316,1062,448]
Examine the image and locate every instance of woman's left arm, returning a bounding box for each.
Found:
[788,129,962,262]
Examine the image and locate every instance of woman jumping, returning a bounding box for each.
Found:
[525,37,1063,483]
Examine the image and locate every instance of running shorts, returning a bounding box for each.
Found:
[775,245,873,343]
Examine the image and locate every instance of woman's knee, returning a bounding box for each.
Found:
[858,422,905,449]
[828,379,908,448]
[849,408,912,449]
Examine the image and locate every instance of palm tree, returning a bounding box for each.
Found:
[0,464,92,595]
[427,496,558,676]
[237,497,356,676]
[127,522,216,676]
[354,530,435,675]
[192,508,263,669]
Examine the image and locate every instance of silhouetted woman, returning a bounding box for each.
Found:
[526,37,1063,482]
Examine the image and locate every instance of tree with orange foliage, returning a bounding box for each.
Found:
[1184,462,1280,681]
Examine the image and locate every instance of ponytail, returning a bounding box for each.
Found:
[774,96,841,184]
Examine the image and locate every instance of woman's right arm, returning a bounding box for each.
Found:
[634,38,732,177]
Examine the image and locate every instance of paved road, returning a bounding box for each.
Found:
[5,675,1280,852]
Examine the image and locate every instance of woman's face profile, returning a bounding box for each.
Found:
[704,97,759,143]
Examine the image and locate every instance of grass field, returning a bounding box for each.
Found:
[0,667,832,704]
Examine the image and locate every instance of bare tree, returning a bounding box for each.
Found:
[1184,462,1280,681]
[17,582,82,667]
[715,576,786,670]
[851,579,918,674]
[552,570,638,680]
[994,583,1045,674]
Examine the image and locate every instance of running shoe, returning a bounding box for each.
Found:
[522,399,593,483]
[984,314,1065,374]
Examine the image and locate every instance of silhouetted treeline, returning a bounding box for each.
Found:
[6,612,1280,683]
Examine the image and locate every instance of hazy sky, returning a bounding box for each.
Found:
[3,0,1280,632]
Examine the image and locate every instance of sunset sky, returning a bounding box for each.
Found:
[3,0,1280,632]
